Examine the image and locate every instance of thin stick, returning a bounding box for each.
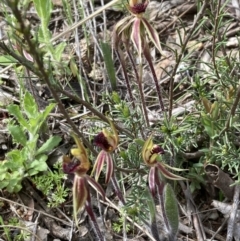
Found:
[226,185,240,241]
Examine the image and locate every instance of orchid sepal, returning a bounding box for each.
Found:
[156,162,187,181]
[73,176,88,223]
[86,175,106,201]
[149,166,157,196]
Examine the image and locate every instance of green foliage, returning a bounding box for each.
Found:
[0,215,11,241]
[33,162,69,207]
[3,0,240,239]
[112,210,131,234]
[163,183,179,238]
[32,0,52,45]
[0,91,61,192]
[101,41,117,91]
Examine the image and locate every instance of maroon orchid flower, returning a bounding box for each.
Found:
[63,135,105,240]
[142,135,186,196]
[92,120,118,183]
[127,0,149,15]
[92,120,125,204]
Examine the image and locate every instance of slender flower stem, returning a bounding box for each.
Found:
[85,199,105,241]
[116,49,135,107]
[143,45,165,112]
[127,49,150,128]
[111,174,125,205]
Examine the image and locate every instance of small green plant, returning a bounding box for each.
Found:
[112,210,131,233]
[33,162,69,207]
[0,91,61,192]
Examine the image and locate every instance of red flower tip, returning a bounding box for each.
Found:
[128,0,148,15]
[152,145,165,155]
[94,132,112,152]
[62,155,80,174]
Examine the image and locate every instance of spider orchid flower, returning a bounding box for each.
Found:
[113,0,163,57]
[142,136,186,196]
[62,135,105,230]
[92,120,118,183]
[113,0,165,112]
[92,121,125,204]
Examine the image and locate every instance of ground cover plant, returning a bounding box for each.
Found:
[0,0,240,240]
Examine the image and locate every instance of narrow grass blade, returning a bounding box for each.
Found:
[101,41,117,91]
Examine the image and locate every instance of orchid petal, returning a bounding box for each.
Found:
[131,18,142,55]
[23,50,34,62]
[142,135,154,163]
[72,134,88,159]
[118,16,134,36]
[149,166,157,197]
[62,155,79,174]
[71,135,90,172]
[157,163,187,180]
[105,153,114,184]
[86,176,106,201]
[141,17,164,55]
[94,150,106,182]
[163,163,188,172]
[108,119,119,147]
[73,176,88,223]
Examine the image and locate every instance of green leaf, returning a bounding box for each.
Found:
[164,183,179,238]
[0,180,10,190]
[7,104,28,129]
[23,91,38,119]
[54,42,66,62]
[42,103,56,122]
[28,103,55,135]
[8,124,27,145]
[0,55,17,65]
[5,150,24,169]
[201,112,215,138]
[7,177,22,193]
[25,135,39,155]
[36,136,61,156]
[0,171,9,180]
[32,0,52,27]
[28,155,48,176]
[145,189,156,222]
[100,42,117,91]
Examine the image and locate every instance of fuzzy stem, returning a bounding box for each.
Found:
[143,45,165,112]
[111,174,125,205]
[116,49,135,107]
[85,198,105,241]
[127,48,150,128]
